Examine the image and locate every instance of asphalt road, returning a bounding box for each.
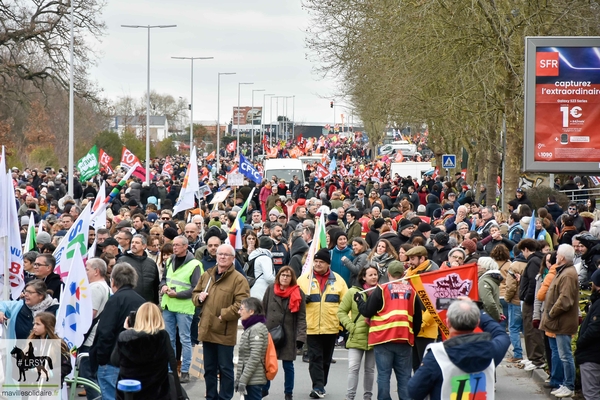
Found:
[182,346,551,399]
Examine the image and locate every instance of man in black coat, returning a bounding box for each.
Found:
[90,263,145,400]
[517,239,546,370]
[34,254,62,300]
[119,234,160,304]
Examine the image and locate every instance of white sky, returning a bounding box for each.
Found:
[90,0,341,126]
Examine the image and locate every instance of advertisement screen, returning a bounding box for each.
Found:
[232,106,262,126]
[524,37,600,173]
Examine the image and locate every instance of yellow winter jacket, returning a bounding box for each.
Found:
[297,270,348,335]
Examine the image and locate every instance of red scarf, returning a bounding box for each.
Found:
[274,284,302,313]
[314,269,331,294]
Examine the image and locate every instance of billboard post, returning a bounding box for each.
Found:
[524,37,600,173]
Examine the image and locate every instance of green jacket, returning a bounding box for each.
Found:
[337,286,372,351]
[479,271,504,322]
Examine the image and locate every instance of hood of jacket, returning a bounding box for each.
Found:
[249,247,272,260]
[290,237,309,258]
[444,332,495,373]
[481,270,504,283]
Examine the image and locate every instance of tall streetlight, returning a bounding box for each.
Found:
[283,96,294,141]
[216,72,236,169]
[171,56,214,148]
[236,82,253,158]
[68,0,75,197]
[251,89,265,160]
[262,93,275,155]
[122,24,176,182]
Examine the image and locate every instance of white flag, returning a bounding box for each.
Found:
[173,146,200,215]
[91,181,107,229]
[0,168,25,300]
[56,246,93,359]
[53,202,92,279]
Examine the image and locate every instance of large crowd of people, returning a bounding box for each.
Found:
[2,146,600,400]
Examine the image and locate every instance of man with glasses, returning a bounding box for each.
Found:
[33,254,62,300]
[160,236,203,384]
[558,202,585,233]
[193,244,249,400]
[160,210,173,221]
[114,230,132,253]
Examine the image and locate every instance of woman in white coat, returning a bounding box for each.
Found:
[249,236,276,299]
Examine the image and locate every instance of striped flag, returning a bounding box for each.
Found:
[24,212,36,252]
[229,188,255,249]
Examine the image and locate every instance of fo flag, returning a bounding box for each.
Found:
[407,263,479,340]
[226,140,237,153]
[120,147,146,180]
[76,145,100,182]
[99,149,113,173]
[239,154,262,184]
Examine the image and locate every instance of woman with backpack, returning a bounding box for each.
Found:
[236,297,270,400]
[262,266,307,400]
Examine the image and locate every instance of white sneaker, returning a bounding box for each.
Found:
[550,386,564,395]
[519,359,531,365]
[524,362,545,371]
[554,386,574,398]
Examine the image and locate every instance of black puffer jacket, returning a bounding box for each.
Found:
[575,290,600,365]
[119,252,160,304]
[519,251,543,305]
[288,238,309,278]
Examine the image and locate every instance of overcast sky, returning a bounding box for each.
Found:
[90,0,342,126]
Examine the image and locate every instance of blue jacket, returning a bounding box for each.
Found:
[0,298,59,339]
[407,312,510,400]
[330,246,354,287]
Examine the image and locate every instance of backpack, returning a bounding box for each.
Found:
[264,333,279,380]
[243,255,269,288]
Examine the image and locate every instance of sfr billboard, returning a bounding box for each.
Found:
[524,37,600,173]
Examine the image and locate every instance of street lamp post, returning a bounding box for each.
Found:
[171,56,214,148]
[122,24,176,182]
[216,72,236,169]
[251,89,265,160]
[292,95,295,139]
[262,93,274,155]
[237,82,253,158]
[283,96,293,141]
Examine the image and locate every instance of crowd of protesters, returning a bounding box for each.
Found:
[4,136,600,400]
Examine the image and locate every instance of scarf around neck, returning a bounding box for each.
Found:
[27,295,58,318]
[241,314,266,330]
[274,284,302,313]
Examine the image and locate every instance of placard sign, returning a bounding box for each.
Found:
[227,173,244,187]
[524,37,600,173]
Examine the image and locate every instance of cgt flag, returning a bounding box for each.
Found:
[239,154,263,185]
[406,263,479,340]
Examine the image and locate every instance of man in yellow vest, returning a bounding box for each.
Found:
[355,261,422,400]
[160,235,203,383]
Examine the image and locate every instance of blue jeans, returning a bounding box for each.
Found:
[555,334,576,390]
[499,299,509,330]
[374,342,412,400]
[97,364,119,400]
[163,309,193,373]
[508,303,523,358]
[264,360,295,394]
[547,337,564,388]
[203,341,235,400]
[244,385,263,400]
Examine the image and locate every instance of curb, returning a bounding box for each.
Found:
[507,342,557,399]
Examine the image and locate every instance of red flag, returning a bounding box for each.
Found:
[120,147,146,180]
[339,166,348,177]
[407,263,479,340]
[432,166,440,179]
[99,149,113,173]
[289,146,302,158]
[267,147,278,158]
[162,160,173,177]
[226,140,237,153]
[206,151,215,162]
[227,165,239,175]
[316,163,330,180]
[296,133,303,144]
[200,167,209,181]
[461,168,467,180]
[371,168,382,183]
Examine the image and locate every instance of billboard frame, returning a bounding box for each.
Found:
[524,36,600,173]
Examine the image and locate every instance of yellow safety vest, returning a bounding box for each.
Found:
[161,258,203,315]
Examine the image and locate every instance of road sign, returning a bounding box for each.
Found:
[442,154,456,169]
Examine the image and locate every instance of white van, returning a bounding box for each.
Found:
[263,159,305,185]
[299,155,326,170]
[379,141,418,157]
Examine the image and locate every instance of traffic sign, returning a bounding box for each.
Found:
[442,154,456,169]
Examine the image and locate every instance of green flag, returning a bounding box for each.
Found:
[77,145,100,182]
[24,212,36,252]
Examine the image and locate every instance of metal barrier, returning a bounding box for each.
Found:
[558,187,600,203]
[65,353,102,400]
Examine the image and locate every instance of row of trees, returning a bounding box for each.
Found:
[303,0,600,206]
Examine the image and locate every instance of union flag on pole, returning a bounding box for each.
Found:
[315,163,330,180]
[226,140,237,153]
[395,151,404,162]
[289,146,303,158]
[461,168,467,180]
[99,149,113,174]
[371,168,382,183]
[162,159,173,177]
[120,147,146,180]
[206,151,215,162]
[406,263,479,340]
[432,166,440,179]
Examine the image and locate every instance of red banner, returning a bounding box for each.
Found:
[407,263,479,340]
[120,147,146,180]
[316,163,330,179]
[289,146,303,158]
[162,160,173,177]
[99,149,113,173]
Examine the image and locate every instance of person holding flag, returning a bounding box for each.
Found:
[354,261,421,400]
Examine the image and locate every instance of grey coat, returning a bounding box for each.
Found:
[236,321,269,386]
[342,252,369,287]
[262,284,307,361]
